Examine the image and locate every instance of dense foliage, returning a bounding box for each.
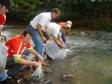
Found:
[8,0,112,31]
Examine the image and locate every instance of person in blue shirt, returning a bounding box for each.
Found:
[58,21,72,43]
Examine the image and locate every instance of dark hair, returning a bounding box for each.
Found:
[22,30,32,37]
[0,0,10,9]
[51,8,61,16]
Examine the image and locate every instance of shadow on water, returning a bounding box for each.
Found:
[2,28,112,84]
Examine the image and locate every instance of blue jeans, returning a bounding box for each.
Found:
[27,24,45,55]
[0,72,7,81]
[61,32,66,43]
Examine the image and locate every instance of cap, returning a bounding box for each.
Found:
[66,21,72,28]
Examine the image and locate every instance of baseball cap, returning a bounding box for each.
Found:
[66,21,72,28]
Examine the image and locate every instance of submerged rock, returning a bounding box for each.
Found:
[44,79,52,84]
[62,74,73,81]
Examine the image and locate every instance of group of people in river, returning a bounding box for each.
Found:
[0,0,72,83]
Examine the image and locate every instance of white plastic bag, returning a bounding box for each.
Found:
[0,43,8,72]
[0,43,8,80]
[46,40,71,60]
[32,63,44,80]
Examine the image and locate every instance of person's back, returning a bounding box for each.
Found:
[30,12,51,31]
[47,22,61,37]
[47,22,65,48]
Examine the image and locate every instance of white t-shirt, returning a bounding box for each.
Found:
[30,12,51,31]
[47,22,61,37]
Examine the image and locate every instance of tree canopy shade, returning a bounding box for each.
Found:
[7,0,112,31]
[9,0,112,20]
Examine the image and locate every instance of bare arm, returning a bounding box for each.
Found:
[18,59,40,67]
[57,35,65,46]
[36,23,46,43]
[53,36,65,48]
[14,55,40,67]
[45,25,51,39]
[30,48,44,61]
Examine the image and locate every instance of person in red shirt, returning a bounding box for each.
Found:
[5,30,44,67]
[0,0,9,35]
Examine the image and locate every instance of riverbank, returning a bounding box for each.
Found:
[5,15,112,31]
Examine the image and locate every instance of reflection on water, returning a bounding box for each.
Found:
[2,28,112,84]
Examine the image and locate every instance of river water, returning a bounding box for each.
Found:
[2,28,112,84]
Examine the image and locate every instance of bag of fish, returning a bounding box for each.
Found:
[46,40,70,60]
[32,63,44,80]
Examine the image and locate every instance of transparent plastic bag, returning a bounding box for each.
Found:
[0,43,8,80]
[46,40,71,60]
[32,63,44,80]
[0,43,8,72]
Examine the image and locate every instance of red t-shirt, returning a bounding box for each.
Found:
[0,15,6,25]
[0,15,6,31]
[5,35,32,57]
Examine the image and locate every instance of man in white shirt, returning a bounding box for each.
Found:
[27,8,61,55]
[47,22,68,48]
